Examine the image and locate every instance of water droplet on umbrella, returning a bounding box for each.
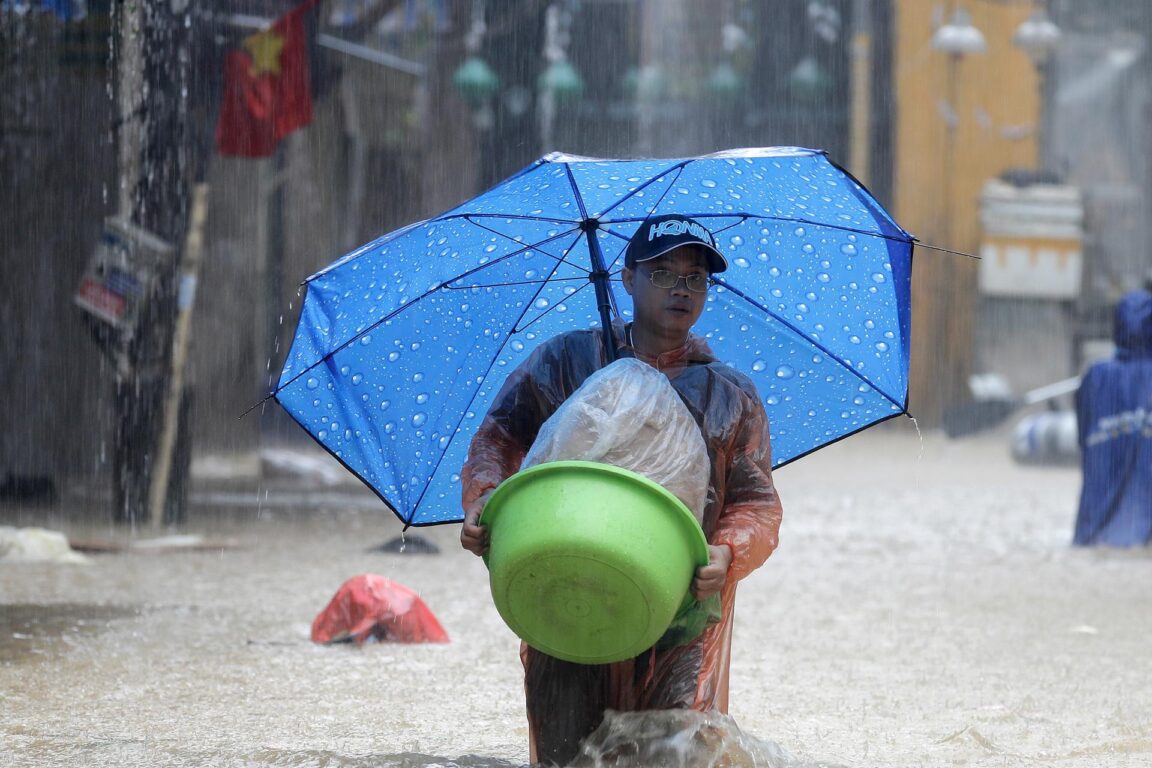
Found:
[415,393,429,404]
[380,400,390,410]
[751,360,767,372]
[766,395,780,406]
[817,273,830,283]
[875,342,889,352]
[775,365,795,379]
[306,377,319,390]
[511,340,525,352]
[388,351,401,362]
[351,374,363,385]
[840,243,857,256]
[794,226,806,237]
[411,413,427,427]
[872,273,887,283]
[535,298,550,309]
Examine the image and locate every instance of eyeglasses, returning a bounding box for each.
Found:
[644,269,711,293]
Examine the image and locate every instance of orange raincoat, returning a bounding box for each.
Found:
[461,324,783,765]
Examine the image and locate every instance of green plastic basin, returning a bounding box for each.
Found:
[480,460,709,664]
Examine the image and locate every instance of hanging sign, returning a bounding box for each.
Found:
[74,218,173,331]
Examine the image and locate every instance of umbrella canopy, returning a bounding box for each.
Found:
[275,147,914,527]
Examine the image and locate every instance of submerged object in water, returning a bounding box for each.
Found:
[311,573,449,645]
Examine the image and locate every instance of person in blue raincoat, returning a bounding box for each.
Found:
[459,214,784,766]
[1073,288,1152,546]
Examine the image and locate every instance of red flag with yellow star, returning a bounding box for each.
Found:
[216,0,320,157]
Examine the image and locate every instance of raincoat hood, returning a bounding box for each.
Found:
[1114,290,1152,360]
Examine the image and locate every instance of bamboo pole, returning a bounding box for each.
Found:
[148,182,209,529]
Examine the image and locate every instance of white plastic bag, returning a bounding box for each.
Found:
[522,358,710,522]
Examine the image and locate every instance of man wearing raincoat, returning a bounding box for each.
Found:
[460,214,784,765]
[1073,288,1152,546]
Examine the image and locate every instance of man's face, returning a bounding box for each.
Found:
[622,245,711,340]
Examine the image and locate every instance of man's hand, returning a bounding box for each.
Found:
[460,494,491,556]
[691,544,732,600]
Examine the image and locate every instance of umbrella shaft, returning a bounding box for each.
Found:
[586,228,617,363]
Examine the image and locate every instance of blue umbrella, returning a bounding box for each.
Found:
[275,147,914,527]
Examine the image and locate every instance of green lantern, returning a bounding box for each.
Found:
[538,59,585,102]
[787,55,831,102]
[623,64,667,101]
[706,60,744,101]
[453,55,501,106]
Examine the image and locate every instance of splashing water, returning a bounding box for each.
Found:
[568,710,842,768]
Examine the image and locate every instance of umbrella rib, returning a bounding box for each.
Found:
[713,275,906,412]
[272,286,446,397]
[443,276,587,290]
[561,163,593,221]
[405,338,512,525]
[602,210,913,247]
[461,217,589,275]
[277,222,594,401]
[511,279,597,335]
[594,160,691,221]
[439,212,578,227]
[406,242,582,522]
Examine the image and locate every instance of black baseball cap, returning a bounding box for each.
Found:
[623,214,728,274]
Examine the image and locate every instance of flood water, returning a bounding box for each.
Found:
[3,425,1151,767]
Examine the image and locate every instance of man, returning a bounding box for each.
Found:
[1073,288,1152,546]
[460,213,783,766]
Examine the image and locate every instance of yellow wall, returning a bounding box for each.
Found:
[894,1,1040,423]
